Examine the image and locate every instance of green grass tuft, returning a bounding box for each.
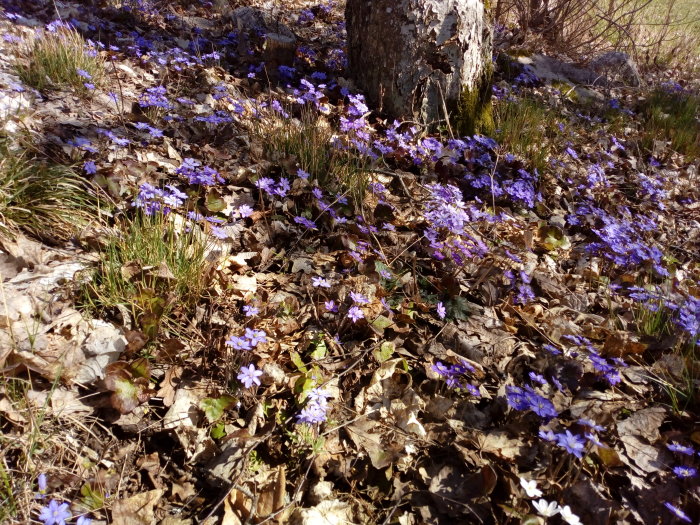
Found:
[256,108,371,206]
[0,137,101,242]
[15,26,103,92]
[641,88,700,157]
[494,96,561,173]
[79,211,214,338]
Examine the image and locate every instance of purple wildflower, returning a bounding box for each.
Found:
[578,418,605,432]
[237,204,254,218]
[294,216,317,230]
[585,433,606,448]
[83,161,96,174]
[673,466,697,479]
[529,372,547,385]
[539,429,557,442]
[38,500,71,525]
[242,305,259,317]
[226,336,252,351]
[667,442,695,455]
[436,302,446,319]
[244,328,267,347]
[312,276,331,288]
[349,292,369,305]
[555,430,586,458]
[237,364,263,388]
[347,306,364,323]
[324,300,337,312]
[38,473,47,494]
[465,384,481,397]
[297,388,330,424]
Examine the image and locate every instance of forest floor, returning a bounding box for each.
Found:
[0,1,698,524]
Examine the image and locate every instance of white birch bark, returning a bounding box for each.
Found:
[345,0,492,130]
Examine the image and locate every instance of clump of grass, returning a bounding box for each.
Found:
[0,137,100,242]
[493,96,559,173]
[80,212,213,337]
[641,88,700,156]
[255,107,371,205]
[15,25,103,92]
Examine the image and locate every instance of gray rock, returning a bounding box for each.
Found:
[590,51,642,87]
[518,54,599,86]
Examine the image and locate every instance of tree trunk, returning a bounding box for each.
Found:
[345,0,493,135]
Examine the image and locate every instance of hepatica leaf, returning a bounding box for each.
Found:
[200,395,237,424]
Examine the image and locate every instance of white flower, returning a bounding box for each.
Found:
[519,477,542,498]
[558,505,581,525]
[533,499,559,518]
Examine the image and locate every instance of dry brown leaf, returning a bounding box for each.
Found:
[156,365,184,407]
[0,395,26,424]
[289,499,355,525]
[111,488,163,525]
[231,274,257,299]
[476,430,526,460]
[601,330,648,357]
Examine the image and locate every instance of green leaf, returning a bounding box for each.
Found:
[210,422,227,439]
[294,376,315,397]
[129,358,151,380]
[373,341,394,363]
[200,395,237,424]
[80,483,105,510]
[205,190,226,213]
[371,315,393,334]
[110,376,140,414]
[290,351,308,373]
[539,224,571,251]
[310,338,327,360]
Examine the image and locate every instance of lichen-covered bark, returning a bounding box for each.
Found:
[345,0,492,134]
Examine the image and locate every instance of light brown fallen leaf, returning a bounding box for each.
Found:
[111,488,163,525]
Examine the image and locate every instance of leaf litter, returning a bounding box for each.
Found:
[0,0,698,524]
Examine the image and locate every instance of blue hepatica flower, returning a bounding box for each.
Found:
[555,430,586,458]
[347,306,364,323]
[38,500,71,525]
[673,466,697,479]
[506,385,558,419]
[237,364,263,388]
[667,442,696,456]
[242,305,259,317]
[436,302,446,320]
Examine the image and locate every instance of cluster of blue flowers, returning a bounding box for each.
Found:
[432,361,480,396]
[176,158,224,187]
[297,387,331,424]
[138,85,172,110]
[132,183,187,216]
[506,385,558,419]
[226,328,268,351]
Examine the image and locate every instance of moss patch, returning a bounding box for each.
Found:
[454,62,494,136]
